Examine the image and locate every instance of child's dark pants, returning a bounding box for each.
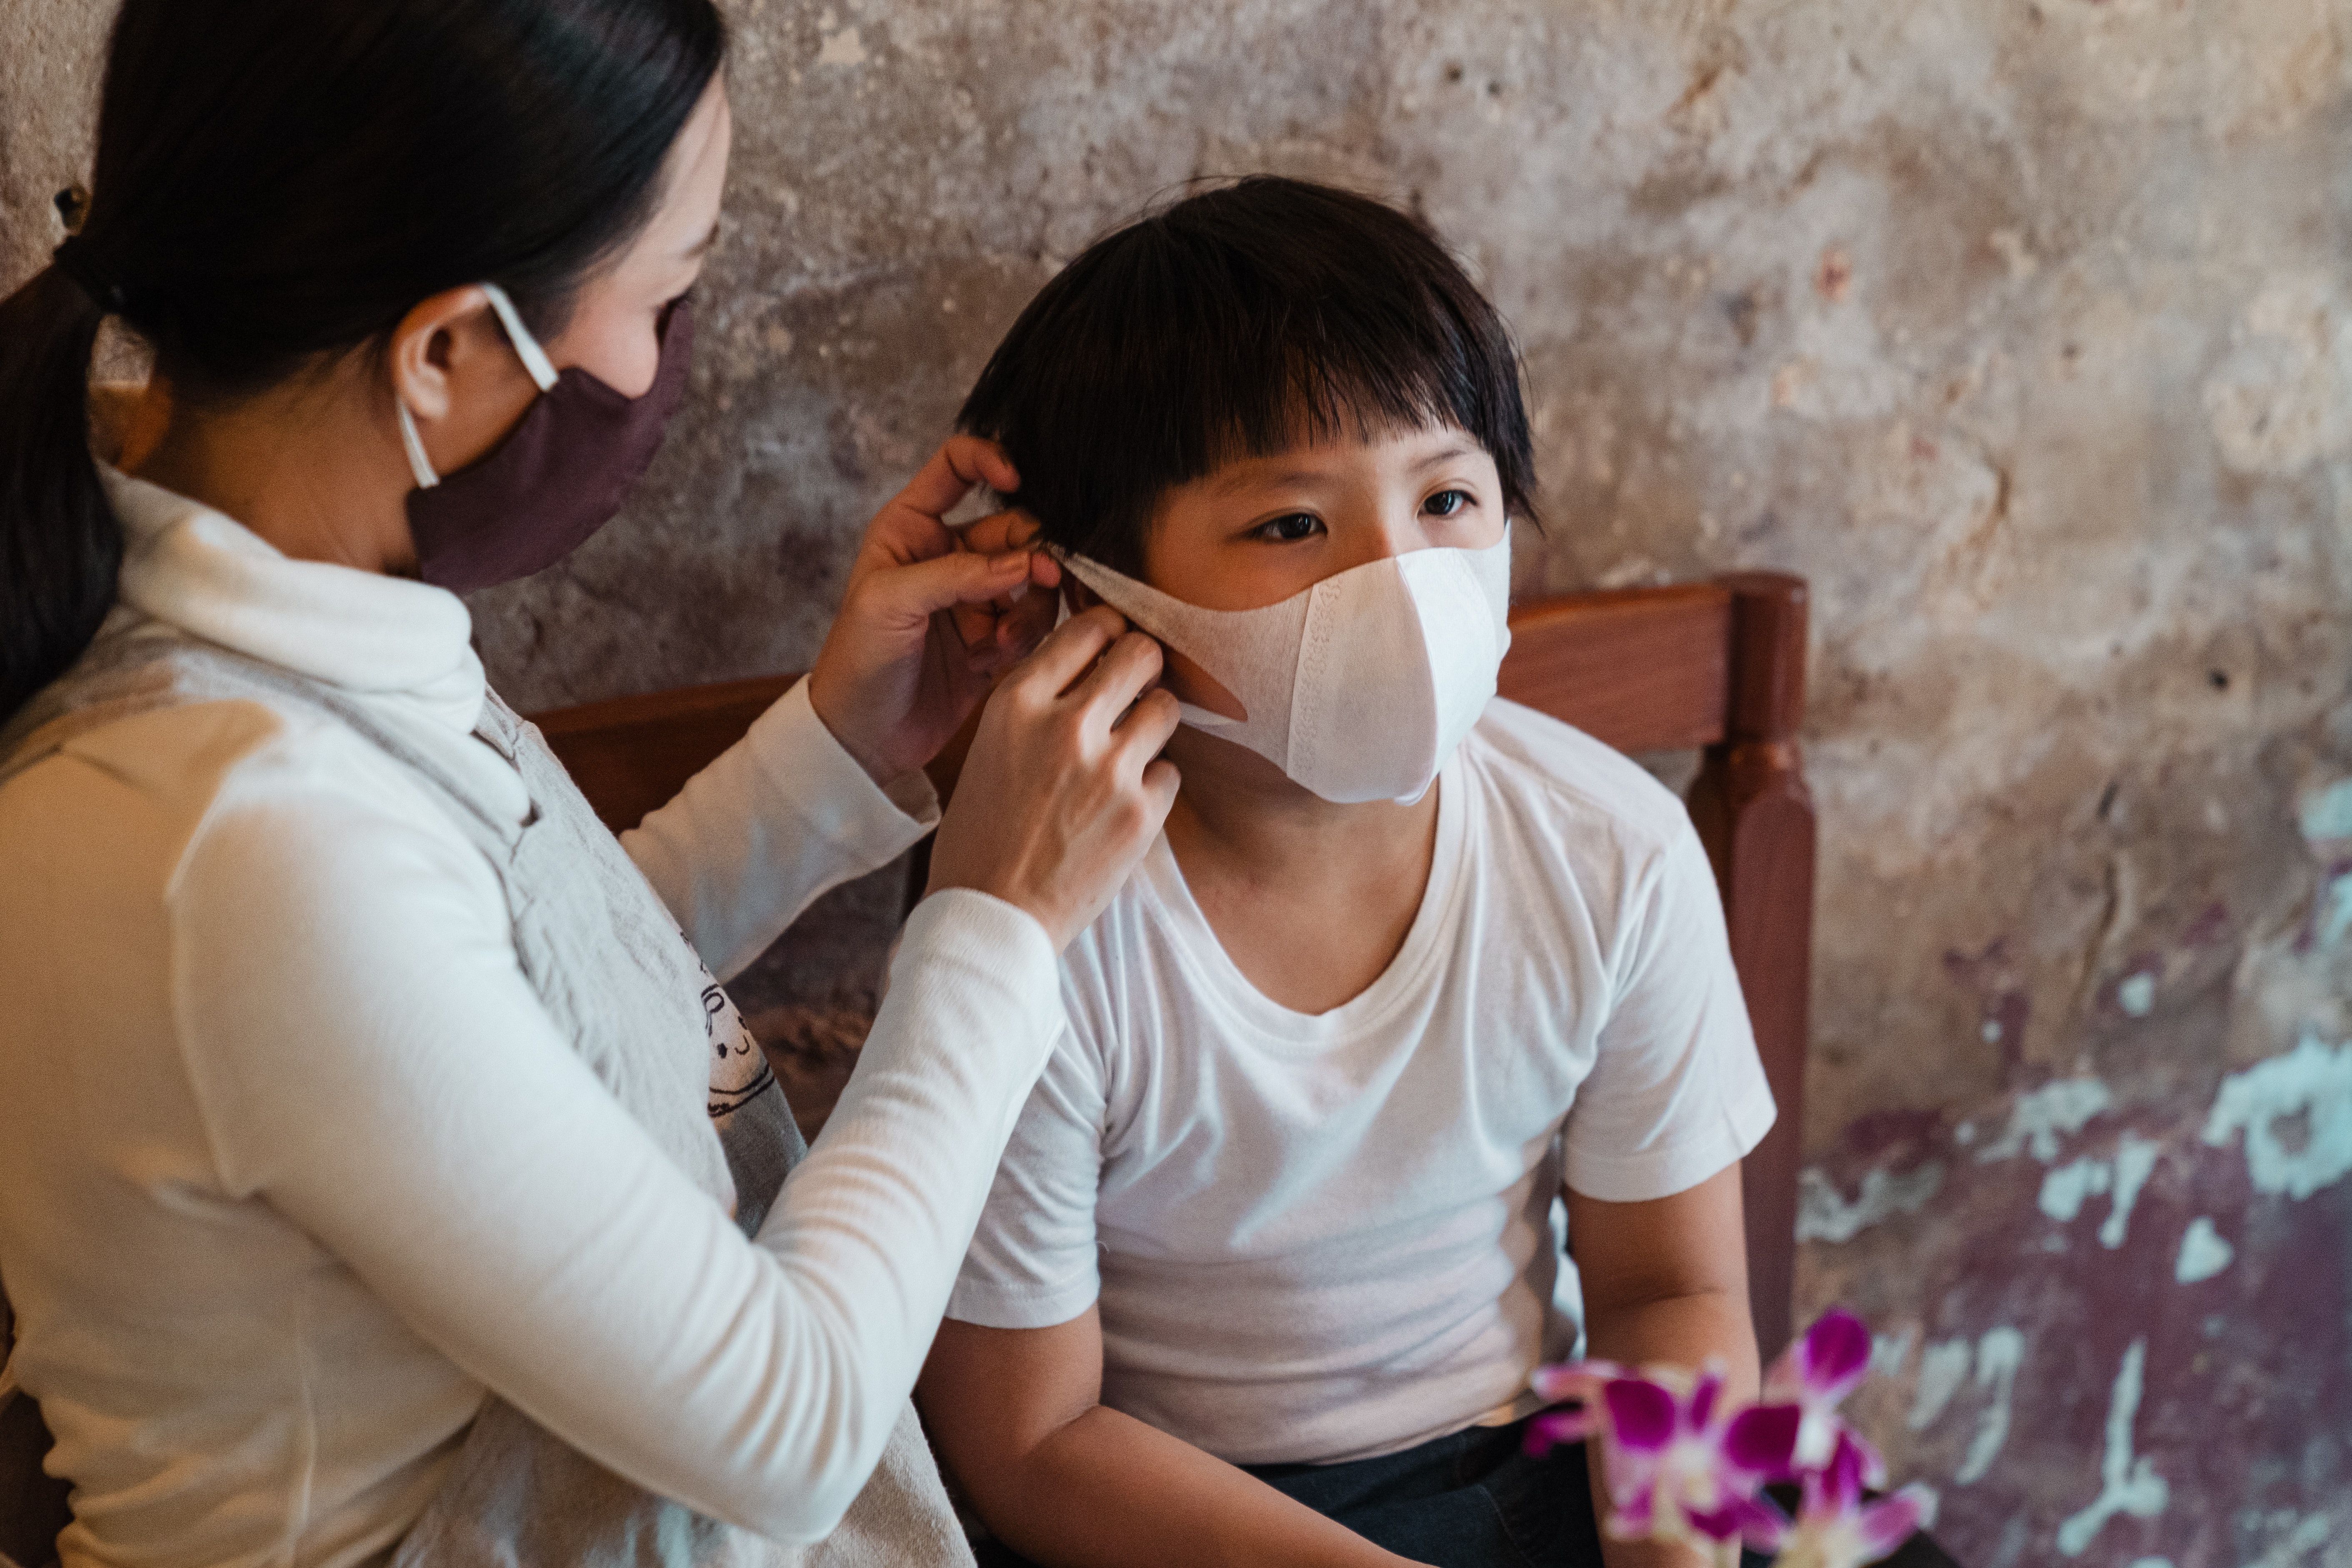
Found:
[973,1417,1607,1568]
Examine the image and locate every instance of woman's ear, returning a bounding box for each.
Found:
[387,285,494,423]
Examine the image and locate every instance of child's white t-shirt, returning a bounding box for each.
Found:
[945,699,1776,1466]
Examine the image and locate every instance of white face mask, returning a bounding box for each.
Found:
[1057,531,1513,805]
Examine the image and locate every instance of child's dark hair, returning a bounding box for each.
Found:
[956,177,1538,576]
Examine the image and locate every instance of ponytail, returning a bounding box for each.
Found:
[0,265,116,726]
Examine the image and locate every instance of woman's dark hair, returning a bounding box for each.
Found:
[0,0,725,724]
[956,176,1538,576]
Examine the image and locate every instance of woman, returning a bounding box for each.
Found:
[0,2,1179,1565]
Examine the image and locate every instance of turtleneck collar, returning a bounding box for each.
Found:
[102,466,487,735]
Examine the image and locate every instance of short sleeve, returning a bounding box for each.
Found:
[946,1024,1108,1330]
[1560,824,1776,1203]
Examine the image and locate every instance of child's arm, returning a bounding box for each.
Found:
[920,1309,1430,1568]
[1565,1162,1759,1568]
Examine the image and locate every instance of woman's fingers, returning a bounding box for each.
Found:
[859,547,1032,634]
[1009,605,1130,699]
[959,507,1039,557]
[1070,633,1166,738]
[891,435,1020,528]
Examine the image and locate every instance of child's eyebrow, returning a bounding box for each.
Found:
[1413,443,1477,468]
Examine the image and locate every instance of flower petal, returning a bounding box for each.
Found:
[1796,1309,1874,1405]
[1603,1478,1658,1538]
[1855,1485,1938,1556]
[1604,1378,1680,1453]
[1722,1402,1804,1479]
[1688,1365,1726,1432]
[1816,1430,1868,1513]
[1529,1360,1618,1402]
[1680,1500,1748,1543]
[1523,1406,1598,1455]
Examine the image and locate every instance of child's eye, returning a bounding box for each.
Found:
[1253,513,1325,543]
[1423,489,1474,518]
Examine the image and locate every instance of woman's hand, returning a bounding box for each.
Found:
[927,606,1181,950]
[807,436,1062,784]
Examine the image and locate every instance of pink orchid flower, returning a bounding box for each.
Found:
[1764,1307,1875,1468]
[1527,1360,1800,1551]
[1774,1429,1939,1568]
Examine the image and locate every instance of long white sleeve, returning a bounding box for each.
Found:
[167,736,1061,1543]
[619,677,939,981]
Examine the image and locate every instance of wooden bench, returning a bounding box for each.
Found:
[536,572,1816,1359]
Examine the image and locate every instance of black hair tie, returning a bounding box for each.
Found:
[51,234,127,316]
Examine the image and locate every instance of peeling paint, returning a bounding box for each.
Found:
[2117,972,2157,1018]
[2202,1034,2352,1200]
[2039,1158,2107,1223]
[2239,1514,2329,1568]
[2174,1217,2235,1284]
[1957,1328,2023,1487]
[2301,779,2352,844]
[2034,1135,2157,1247]
[1977,1080,2116,1164]
[1909,1338,1972,1431]
[2102,1135,2158,1249]
[2055,1340,2168,1555]
[1796,1162,1945,1244]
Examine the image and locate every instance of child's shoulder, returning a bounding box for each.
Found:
[1463,698,1696,859]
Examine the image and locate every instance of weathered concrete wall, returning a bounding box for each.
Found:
[8,3,2352,1563]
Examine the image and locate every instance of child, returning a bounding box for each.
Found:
[917,178,1776,1568]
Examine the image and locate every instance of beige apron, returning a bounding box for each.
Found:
[0,629,970,1568]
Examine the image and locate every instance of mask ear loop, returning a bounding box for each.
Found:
[479,283,561,393]
[397,283,561,491]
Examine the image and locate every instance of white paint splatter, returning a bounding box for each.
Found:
[1908,1338,1971,1430]
[2202,1033,2352,1199]
[1955,1121,1976,1146]
[2127,1559,2174,1568]
[816,24,867,66]
[2175,1216,2235,1283]
[2118,972,2157,1018]
[2102,1135,2160,1249]
[2056,1340,2169,1555]
[2322,873,2352,949]
[2036,1135,2157,1246]
[1958,1328,2024,1485]
[1977,1079,2115,1163]
[2301,777,2352,843]
[1796,1162,1945,1243]
[2241,1514,2329,1568]
[1872,1327,1916,1380]
[2040,1157,2107,1222]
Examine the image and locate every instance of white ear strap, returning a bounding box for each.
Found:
[397,398,439,490]
[396,281,559,491]
[481,282,560,391]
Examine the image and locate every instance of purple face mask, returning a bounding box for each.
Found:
[398,282,694,592]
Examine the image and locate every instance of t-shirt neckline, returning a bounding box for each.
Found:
[1136,749,1475,1049]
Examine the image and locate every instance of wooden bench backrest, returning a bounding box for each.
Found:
[534,572,1815,1357]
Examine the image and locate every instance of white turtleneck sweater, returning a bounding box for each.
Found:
[0,471,1064,1568]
